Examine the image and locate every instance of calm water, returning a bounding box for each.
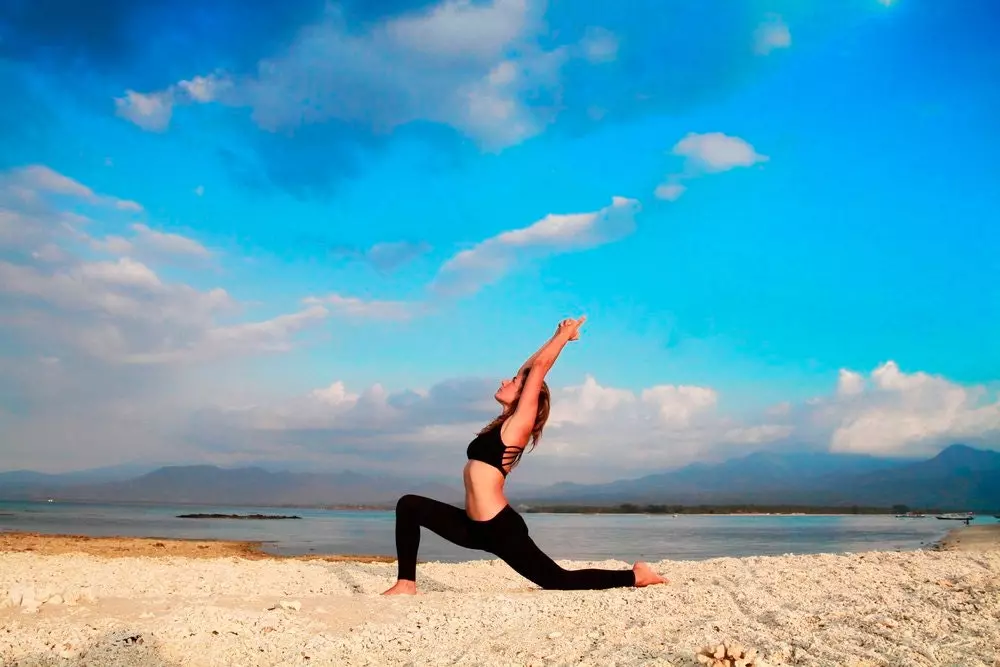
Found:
[2,501,991,562]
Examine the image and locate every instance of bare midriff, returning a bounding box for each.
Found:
[463,460,509,521]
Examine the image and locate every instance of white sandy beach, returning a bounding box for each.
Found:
[1,532,999,667]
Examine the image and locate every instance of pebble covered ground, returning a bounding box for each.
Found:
[1,549,999,666]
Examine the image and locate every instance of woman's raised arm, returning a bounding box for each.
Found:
[505,317,585,445]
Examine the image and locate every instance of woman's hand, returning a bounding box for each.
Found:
[556,316,586,341]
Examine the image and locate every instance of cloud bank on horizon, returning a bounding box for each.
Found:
[1,0,998,482]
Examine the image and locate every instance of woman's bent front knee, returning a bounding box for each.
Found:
[396,494,429,520]
[396,494,420,511]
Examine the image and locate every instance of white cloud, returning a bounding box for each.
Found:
[91,223,211,263]
[548,375,726,436]
[720,424,794,444]
[114,90,175,132]
[3,168,994,481]
[641,385,719,427]
[194,185,205,197]
[119,2,670,151]
[30,243,68,263]
[5,304,997,480]
[115,0,561,149]
[130,223,211,259]
[457,48,567,149]
[653,182,686,201]
[0,251,334,366]
[180,372,787,482]
[672,132,769,173]
[0,165,326,369]
[176,75,232,103]
[754,15,792,56]
[653,132,768,200]
[18,165,93,199]
[382,0,531,60]
[77,257,163,289]
[115,73,232,133]
[310,381,360,407]
[183,363,999,483]
[304,293,418,321]
[2,258,218,335]
[821,362,1000,456]
[538,375,736,471]
[4,165,143,213]
[89,235,132,255]
[0,164,206,268]
[0,165,433,472]
[176,305,330,363]
[0,164,156,283]
[433,196,640,295]
[837,369,865,396]
[549,375,636,424]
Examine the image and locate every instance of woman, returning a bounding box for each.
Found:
[383,316,668,594]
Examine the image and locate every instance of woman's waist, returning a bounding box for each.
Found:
[463,464,508,515]
[463,460,507,487]
[463,482,506,500]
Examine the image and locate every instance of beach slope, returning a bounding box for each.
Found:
[933,524,1000,553]
[1,532,998,666]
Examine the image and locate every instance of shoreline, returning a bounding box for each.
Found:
[930,523,1000,552]
[3,522,997,562]
[0,531,394,562]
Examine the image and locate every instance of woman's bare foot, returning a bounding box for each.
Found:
[632,562,668,587]
[381,580,417,595]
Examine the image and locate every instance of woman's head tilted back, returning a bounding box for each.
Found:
[487,367,551,449]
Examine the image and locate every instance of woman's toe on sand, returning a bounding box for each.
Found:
[632,562,668,587]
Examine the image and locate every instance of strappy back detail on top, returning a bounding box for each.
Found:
[466,422,524,477]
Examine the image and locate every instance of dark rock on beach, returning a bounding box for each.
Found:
[176,513,301,520]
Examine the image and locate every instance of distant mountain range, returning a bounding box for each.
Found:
[2,444,998,511]
[0,463,163,488]
[0,465,462,506]
[521,444,1000,510]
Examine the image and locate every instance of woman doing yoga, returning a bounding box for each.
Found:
[382,316,668,595]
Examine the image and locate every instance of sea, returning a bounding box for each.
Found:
[2,501,993,562]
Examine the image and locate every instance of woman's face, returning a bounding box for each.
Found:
[494,372,523,407]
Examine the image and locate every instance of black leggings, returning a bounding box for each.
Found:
[393,494,635,590]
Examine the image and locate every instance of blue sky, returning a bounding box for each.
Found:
[1,0,998,481]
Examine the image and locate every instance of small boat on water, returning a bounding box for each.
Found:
[895,512,926,518]
[936,512,975,523]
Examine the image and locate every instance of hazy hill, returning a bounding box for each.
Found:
[797,444,1000,509]
[0,465,463,506]
[0,463,161,488]
[520,444,1000,510]
[2,445,997,510]
[521,449,903,504]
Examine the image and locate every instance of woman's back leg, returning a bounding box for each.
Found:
[487,514,636,590]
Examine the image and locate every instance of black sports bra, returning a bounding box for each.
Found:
[466,422,524,477]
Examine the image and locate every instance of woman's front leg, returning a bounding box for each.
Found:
[382,494,481,595]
